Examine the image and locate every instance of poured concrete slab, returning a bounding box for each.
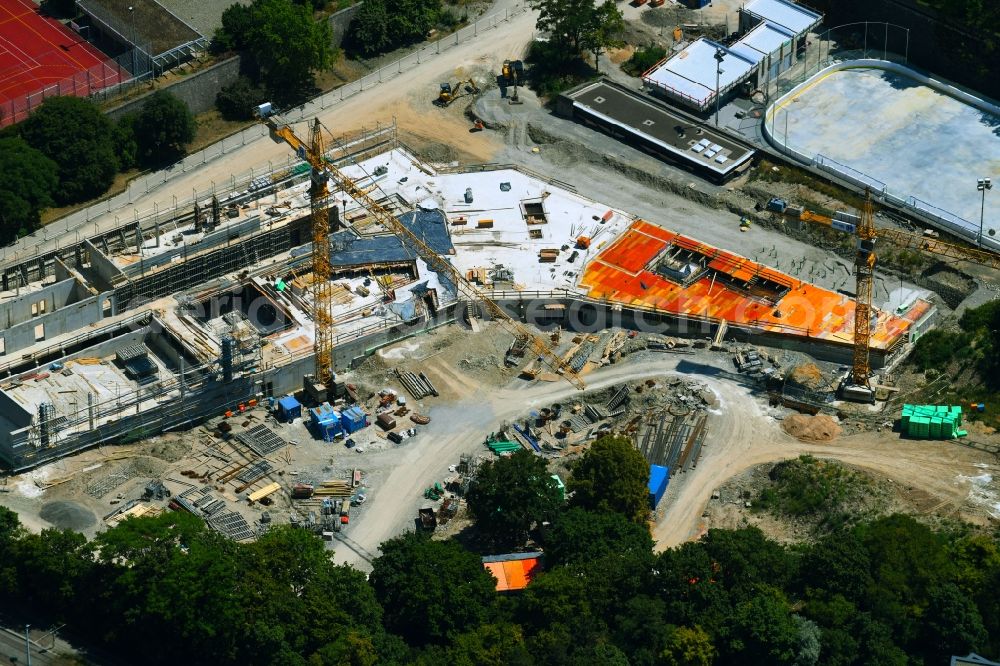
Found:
[772,65,1000,237]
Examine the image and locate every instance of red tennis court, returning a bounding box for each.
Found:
[0,0,122,126]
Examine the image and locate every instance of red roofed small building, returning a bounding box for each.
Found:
[482,552,543,592]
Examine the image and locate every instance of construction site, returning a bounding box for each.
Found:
[2,0,999,569]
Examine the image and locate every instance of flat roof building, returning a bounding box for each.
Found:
[643,0,821,113]
[559,80,755,181]
[739,0,823,37]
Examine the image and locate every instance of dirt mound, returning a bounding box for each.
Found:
[782,414,842,442]
[39,500,96,531]
[787,363,827,390]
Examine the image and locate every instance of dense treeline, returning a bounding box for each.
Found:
[1,437,998,664]
[0,92,194,245]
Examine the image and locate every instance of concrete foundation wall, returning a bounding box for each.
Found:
[0,279,81,329]
[0,292,106,357]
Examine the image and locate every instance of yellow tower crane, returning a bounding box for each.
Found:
[780,190,1000,402]
[262,112,586,391]
[262,111,335,392]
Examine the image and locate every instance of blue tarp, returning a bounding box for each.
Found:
[289,210,457,296]
[648,464,670,510]
[276,395,301,422]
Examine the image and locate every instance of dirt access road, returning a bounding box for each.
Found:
[333,347,996,570]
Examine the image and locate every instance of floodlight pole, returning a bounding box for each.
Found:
[978,177,992,248]
[128,6,137,78]
[714,47,725,127]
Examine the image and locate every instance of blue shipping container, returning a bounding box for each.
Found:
[648,465,670,510]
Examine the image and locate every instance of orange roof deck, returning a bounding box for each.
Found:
[580,220,926,350]
[484,556,543,592]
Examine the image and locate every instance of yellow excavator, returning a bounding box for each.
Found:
[434,78,480,107]
[501,59,524,104]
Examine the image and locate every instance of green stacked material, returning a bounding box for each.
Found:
[487,440,521,454]
[900,404,965,439]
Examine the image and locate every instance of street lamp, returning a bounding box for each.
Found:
[128,6,137,78]
[714,47,726,127]
[25,623,31,666]
[978,177,992,248]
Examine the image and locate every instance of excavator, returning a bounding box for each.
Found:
[434,78,480,107]
[501,59,524,104]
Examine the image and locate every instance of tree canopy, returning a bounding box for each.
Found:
[466,449,563,547]
[2,490,999,663]
[18,96,119,204]
[568,435,651,523]
[215,0,333,105]
[0,137,58,243]
[368,531,497,646]
[529,0,623,64]
[344,0,443,58]
[131,91,196,167]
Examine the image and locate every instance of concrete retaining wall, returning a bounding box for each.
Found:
[105,56,243,121]
[328,4,362,46]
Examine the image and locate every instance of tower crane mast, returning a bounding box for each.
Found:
[265,113,335,391]
[781,190,1000,402]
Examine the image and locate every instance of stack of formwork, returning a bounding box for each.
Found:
[900,405,966,439]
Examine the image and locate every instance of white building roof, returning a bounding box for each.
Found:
[742,0,822,37]
[734,20,795,59]
[643,38,759,106]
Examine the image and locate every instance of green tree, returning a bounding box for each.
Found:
[344,0,392,56]
[661,625,715,666]
[369,531,496,646]
[725,585,800,665]
[920,582,987,660]
[132,91,195,167]
[569,435,650,523]
[215,0,333,105]
[0,137,58,242]
[581,0,624,71]
[543,507,653,566]
[216,76,268,120]
[466,449,562,547]
[19,96,118,204]
[530,0,598,53]
[345,0,441,57]
[433,622,533,666]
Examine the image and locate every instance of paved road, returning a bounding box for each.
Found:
[0,625,72,665]
[0,0,534,268]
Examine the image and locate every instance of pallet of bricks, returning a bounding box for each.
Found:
[900,404,967,440]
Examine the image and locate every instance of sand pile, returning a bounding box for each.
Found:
[787,363,827,390]
[782,414,842,442]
